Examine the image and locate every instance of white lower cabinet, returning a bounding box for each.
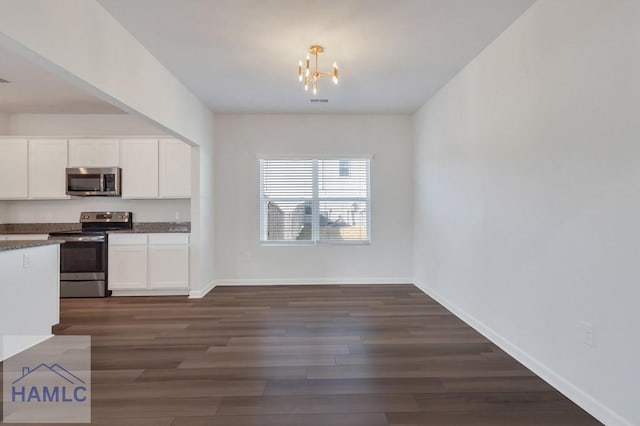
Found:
[108,233,189,295]
[109,244,149,290]
[148,234,190,289]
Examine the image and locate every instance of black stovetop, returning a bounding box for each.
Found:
[49,225,133,236]
[49,211,133,236]
[49,229,108,236]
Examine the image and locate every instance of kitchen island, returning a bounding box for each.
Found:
[0,240,62,361]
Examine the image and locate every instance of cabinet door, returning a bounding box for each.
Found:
[148,245,189,289]
[159,139,191,198]
[28,139,69,199]
[108,245,148,290]
[68,139,120,167]
[120,139,159,199]
[0,139,28,199]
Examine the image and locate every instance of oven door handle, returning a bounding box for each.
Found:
[49,235,106,242]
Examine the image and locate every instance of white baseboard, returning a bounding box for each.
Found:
[213,278,412,286]
[188,280,216,298]
[111,289,189,297]
[413,280,631,426]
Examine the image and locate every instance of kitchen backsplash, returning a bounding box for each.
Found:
[0,199,190,223]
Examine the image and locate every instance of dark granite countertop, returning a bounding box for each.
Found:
[109,222,191,234]
[0,223,80,234]
[0,240,64,252]
[0,222,191,235]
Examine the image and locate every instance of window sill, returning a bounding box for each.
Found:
[260,240,370,247]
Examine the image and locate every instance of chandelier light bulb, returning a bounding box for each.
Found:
[298,61,303,82]
[332,62,339,85]
[313,79,317,95]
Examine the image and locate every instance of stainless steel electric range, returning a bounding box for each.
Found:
[49,211,133,298]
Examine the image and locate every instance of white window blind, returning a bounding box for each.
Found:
[260,158,370,243]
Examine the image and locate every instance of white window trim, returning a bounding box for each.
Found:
[259,157,372,246]
[257,153,375,160]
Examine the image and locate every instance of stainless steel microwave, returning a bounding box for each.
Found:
[66,167,122,197]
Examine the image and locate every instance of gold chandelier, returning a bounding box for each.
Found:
[298,45,338,95]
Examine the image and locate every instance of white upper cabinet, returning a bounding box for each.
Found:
[120,139,159,199]
[0,139,29,199]
[0,136,191,201]
[28,139,69,199]
[159,139,191,198]
[68,138,120,167]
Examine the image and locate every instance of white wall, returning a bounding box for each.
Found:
[6,113,161,136]
[2,199,189,223]
[215,114,413,284]
[0,112,8,222]
[413,1,639,425]
[189,113,216,296]
[0,113,9,133]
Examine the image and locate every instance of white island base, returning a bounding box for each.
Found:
[0,243,60,361]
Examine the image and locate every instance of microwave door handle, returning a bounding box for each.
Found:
[100,175,106,192]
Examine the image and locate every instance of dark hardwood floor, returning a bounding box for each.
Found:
[8,285,600,425]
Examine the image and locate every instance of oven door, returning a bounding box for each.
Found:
[56,235,107,297]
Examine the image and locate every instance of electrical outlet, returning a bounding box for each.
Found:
[580,321,595,347]
[22,253,31,269]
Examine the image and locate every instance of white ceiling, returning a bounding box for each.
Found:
[0,0,534,115]
[98,0,535,114]
[0,43,123,114]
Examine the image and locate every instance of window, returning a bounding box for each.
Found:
[260,158,370,244]
[338,160,350,177]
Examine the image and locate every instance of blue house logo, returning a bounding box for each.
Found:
[11,363,88,403]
